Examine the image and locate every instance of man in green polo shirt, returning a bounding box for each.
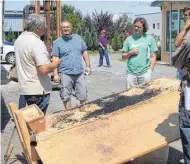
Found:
[122,17,158,89]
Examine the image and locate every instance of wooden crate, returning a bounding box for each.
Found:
[20,104,45,133]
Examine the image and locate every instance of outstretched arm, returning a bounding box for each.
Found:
[175,17,190,47]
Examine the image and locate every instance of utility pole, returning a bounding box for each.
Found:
[0,0,4,55]
[35,0,40,14]
[56,0,61,38]
[44,0,51,55]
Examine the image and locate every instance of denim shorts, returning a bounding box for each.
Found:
[19,94,50,114]
[59,73,87,102]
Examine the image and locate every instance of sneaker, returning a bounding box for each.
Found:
[98,65,103,67]
[107,65,112,67]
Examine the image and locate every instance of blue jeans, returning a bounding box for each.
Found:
[179,95,190,164]
[19,95,27,109]
[177,69,185,80]
[98,47,110,66]
[19,94,50,114]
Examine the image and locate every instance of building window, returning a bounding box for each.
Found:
[165,10,178,52]
[153,23,155,29]
[180,9,185,31]
[157,23,160,29]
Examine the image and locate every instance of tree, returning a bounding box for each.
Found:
[81,14,93,35]
[90,26,98,50]
[62,5,83,34]
[113,14,129,34]
[5,27,16,42]
[91,10,114,36]
[83,26,98,51]
[110,34,125,51]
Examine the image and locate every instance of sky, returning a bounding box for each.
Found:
[4,0,161,16]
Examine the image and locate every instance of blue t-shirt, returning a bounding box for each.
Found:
[52,34,87,75]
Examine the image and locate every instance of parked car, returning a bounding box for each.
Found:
[0,41,15,64]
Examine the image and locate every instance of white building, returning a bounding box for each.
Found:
[135,12,162,40]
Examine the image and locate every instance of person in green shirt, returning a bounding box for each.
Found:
[122,17,158,89]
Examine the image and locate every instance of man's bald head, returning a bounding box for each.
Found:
[61,21,72,37]
[61,21,72,28]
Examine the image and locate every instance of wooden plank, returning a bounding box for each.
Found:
[36,91,180,164]
[9,103,31,164]
[15,110,39,163]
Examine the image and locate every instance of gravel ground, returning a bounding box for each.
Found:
[1,54,184,164]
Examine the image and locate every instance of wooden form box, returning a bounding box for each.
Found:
[20,104,45,133]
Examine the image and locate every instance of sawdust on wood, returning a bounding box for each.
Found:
[22,106,41,121]
[47,77,180,130]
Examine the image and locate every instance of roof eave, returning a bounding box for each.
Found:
[150,1,162,7]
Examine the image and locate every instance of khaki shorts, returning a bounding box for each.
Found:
[59,73,87,102]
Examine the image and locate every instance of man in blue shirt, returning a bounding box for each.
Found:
[52,21,91,110]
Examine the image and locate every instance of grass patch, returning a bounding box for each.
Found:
[88,50,121,55]
[118,58,127,62]
[88,51,98,55]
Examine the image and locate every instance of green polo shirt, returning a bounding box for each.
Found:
[122,34,158,75]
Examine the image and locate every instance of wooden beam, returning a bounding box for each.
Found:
[56,0,61,38]
[9,103,40,164]
[35,0,40,14]
[9,103,31,164]
[15,110,39,163]
[45,0,52,55]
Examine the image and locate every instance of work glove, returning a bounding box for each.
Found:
[84,66,92,76]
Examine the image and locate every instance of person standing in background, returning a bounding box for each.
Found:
[98,29,111,67]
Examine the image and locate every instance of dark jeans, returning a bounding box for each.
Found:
[19,95,27,109]
[179,95,190,164]
[98,47,110,66]
[19,94,50,114]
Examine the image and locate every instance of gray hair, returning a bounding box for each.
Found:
[25,13,46,32]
